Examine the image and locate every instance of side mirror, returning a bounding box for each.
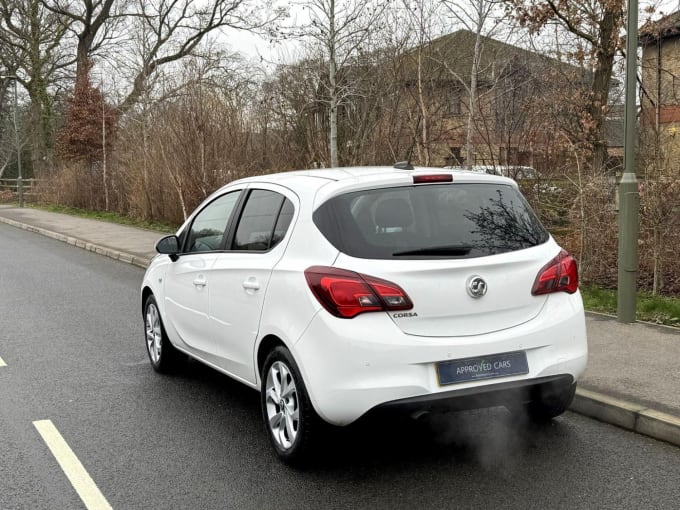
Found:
[155,235,180,262]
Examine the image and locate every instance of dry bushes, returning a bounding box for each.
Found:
[527,171,680,296]
[0,189,13,202]
[521,172,619,290]
[638,177,680,294]
[119,87,265,225]
[44,82,267,226]
[31,61,680,297]
[566,173,619,289]
[36,162,109,210]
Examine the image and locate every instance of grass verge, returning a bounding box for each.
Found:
[33,204,179,233]
[581,285,680,328]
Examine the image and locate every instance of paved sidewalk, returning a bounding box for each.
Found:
[0,205,158,267]
[1,205,679,447]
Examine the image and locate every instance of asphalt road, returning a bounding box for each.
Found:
[1,223,680,510]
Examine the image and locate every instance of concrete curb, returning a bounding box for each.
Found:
[586,310,680,333]
[0,215,153,269]
[3,213,680,449]
[571,388,680,447]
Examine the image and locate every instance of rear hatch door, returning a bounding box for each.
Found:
[314,178,556,337]
[335,245,554,337]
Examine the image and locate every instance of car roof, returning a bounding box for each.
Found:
[183,166,519,232]
[230,166,513,183]
[223,166,516,204]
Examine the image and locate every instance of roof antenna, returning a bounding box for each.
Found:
[394,114,422,170]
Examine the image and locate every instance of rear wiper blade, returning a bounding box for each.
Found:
[392,245,473,256]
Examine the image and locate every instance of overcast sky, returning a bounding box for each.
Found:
[224,0,680,64]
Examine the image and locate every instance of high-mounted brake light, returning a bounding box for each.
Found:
[305,266,413,318]
[413,174,453,184]
[531,249,579,295]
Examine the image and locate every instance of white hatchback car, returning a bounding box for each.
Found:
[141,165,587,464]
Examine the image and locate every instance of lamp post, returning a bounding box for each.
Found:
[1,74,23,208]
[617,0,639,323]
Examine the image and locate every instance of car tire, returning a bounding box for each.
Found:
[524,383,577,422]
[261,346,324,465]
[144,294,181,373]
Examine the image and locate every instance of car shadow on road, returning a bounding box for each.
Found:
[154,355,577,475]
[303,407,573,472]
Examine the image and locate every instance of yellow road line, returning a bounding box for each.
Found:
[0,356,6,367]
[33,420,113,510]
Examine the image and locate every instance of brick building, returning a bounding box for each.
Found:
[640,11,680,172]
[398,30,618,173]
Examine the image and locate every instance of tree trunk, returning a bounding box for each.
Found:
[27,86,51,175]
[102,93,109,211]
[329,61,339,167]
[416,46,430,166]
[652,226,662,295]
[466,2,484,169]
[142,119,154,220]
[328,0,339,168]
[74,0,115,80]
[587,5,621,174]
[76,38,91,82]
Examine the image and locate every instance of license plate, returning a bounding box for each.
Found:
[436,351,529,386]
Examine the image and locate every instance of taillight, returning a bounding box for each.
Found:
[305,266,413,318]
[531,249,579,295]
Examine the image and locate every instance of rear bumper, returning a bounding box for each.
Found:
[373,374,575,414]
[291,291,587,426]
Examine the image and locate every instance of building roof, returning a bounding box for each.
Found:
[409,29,582,85]
[639,11,680,45]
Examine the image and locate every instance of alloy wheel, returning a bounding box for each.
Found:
[265,361,300,450]
[145,303,162,364]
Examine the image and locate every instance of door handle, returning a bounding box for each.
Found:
[242,279,260,291]
[193,277,207,288]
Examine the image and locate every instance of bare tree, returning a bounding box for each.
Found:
[441,0,506,168]
[398,0,443,166]
[506,0,625,173]
[111,53,261,222]
[302,0,386,167]
[0,0,73,172]
[44,0,284,113]
[41,0,121,79]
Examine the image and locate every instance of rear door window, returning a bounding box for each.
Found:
[313,183,548,259]
[231,189,293,251]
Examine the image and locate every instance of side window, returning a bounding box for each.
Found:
[232,190,293,251]
[185,192,240,253]
[271,199,294,248]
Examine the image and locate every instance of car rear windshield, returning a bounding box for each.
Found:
[313,183,549,259]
